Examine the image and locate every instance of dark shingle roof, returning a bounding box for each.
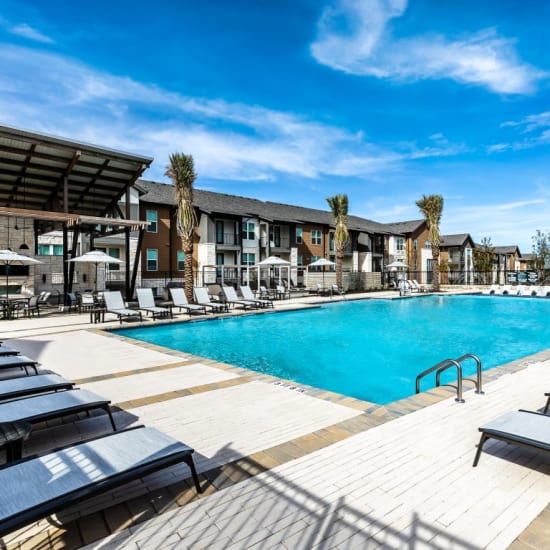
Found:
[382,219,425,235]
[493,245,521,255]
[440,234,473,247]
[136,179,392,234]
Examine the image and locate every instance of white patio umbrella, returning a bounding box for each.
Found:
[67,250,124,290]
[256,256,290,287]
[307,258,336,289]
[0,249,42,296]
[385,260,408,270]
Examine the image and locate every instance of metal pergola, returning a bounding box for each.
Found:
[0,124,153,298]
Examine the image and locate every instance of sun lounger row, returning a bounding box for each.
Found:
[102,285,275,324]
[0,342,203,540]
[482,284,550,297]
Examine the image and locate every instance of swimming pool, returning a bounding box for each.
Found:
[116,295,550,404]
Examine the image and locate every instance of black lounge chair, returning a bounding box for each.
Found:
[103,290,143,324]
[136,288,172,320]
[0,426,202,538]
[0,388,117,434]
[0,355,39,375]
[222,286,258,310]
[0,374,74,401]
[169,287,206,316]
[0,344,20,357]
[194,287,228,313]
[473,409,550,466]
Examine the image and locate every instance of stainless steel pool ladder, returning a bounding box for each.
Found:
[415,354,484,403]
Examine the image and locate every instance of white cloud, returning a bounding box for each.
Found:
[0,44,461,183]
[8,23,54,44]
[311,0,544,94]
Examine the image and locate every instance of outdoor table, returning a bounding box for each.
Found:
[0,296,30,320]
[89,307,106,324]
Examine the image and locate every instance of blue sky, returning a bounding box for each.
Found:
[1,0,549,251]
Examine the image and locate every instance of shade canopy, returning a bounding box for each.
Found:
[256,256,290,266]
[67,250,124,265]
[0,249,42,265]
[386,260,408,269]
[308,258,335,268]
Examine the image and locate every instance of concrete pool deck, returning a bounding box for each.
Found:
[0,290,548,549]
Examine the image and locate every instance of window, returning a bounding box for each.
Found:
[296,228,303,244]
[242,222,255,240]
[396,237,405,252]
[269,226,281,247]
[310,255,321,271]
[425,241,432,249]
[146,210,158,233]
[216,253,224,277]
[177,250,185,271]
[216,221,224,244]
[38,244,63,256]
[108,248,120,271]
[329,232,335,252]
[297,255,303,266]
[311,229,322,246]
[242,253,255,265]
[146,249,158,271]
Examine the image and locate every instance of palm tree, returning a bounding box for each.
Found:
[165,153,197,302]
[416,194,444,292]
[326,194,349,290]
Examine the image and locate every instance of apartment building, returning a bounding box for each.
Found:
[136,180,394,292]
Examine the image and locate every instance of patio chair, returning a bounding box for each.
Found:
[136,288,172,320]
[23,295,40,317]
[222,285,258,310]
[276,285,290,300]
[494,285,512,295]
[103,291,143,324]
[240,285,273,308]
[472,409,550,466]
[0,426,202,538]
[78,292,96,313]
[0,388,117,436]
[0,355,39,376]
[331,284,347,299]
[169,288,206,316]
[0,374,74,401]
[194,287,228,313]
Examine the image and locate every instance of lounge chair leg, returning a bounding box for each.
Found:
[472,433,489,467]
[544,394,549,414]
[183,455,203,493]
[103,406,117,431]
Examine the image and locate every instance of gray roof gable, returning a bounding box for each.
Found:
[440,233,474,247]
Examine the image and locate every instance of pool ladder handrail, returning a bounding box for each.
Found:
[415,354,484,403]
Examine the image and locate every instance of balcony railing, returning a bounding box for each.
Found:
[216,233,240,246]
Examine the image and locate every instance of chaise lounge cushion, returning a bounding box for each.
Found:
[0,427,202,537]
[473,409,550,466]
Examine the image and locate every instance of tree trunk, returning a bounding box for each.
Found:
[182,237,194,302]
[432,246,440,292]
[336,246,344,289]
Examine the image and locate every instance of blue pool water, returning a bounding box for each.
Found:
[116,295,550,404]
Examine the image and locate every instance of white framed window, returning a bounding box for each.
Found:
[146,210,158,233]
[38,244,64,256]
[242,253,255,265]
[108,248,121,271]
[396,237,405,253]
[242,222,255,240]
[177,250,185,271]
[310,255,321,271]
[311,229,322,246]
[297,255,303,266]
[296,228,303,244]
[146,248,158,271]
